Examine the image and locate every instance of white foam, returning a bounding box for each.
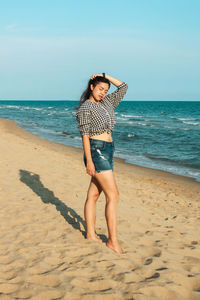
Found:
[3,105,20,109]
[182,121,200,126]
[121,114,142,118]
[116,117,127,121]
[177,118,196,121]
[128,134,136,137]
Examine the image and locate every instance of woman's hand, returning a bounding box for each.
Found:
[90,74,104,80]
[90,74,124,87]
[86,161,96,176]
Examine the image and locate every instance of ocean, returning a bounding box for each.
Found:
[0,100,200,182]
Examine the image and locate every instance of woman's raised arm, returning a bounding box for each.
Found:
[91,73,123,87]
[90,73,128,108]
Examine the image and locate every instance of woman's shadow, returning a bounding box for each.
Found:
[19,169,107,242]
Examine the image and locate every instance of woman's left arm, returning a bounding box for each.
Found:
[91,73,128,108]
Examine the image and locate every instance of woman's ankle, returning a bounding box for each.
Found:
[86,233,96,239]
[86,233,102,242]
[107,237,118,243]
[106,238,123,254]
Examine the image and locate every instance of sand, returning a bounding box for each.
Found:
[0,117,200,300]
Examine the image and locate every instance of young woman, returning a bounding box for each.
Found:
[76,73,128,254]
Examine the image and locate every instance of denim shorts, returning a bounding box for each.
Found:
[84,138,115,173]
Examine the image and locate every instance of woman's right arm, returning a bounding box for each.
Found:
[82,135,95,176]
[76,104,95,176]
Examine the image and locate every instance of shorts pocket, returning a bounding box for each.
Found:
[90,143,105,151]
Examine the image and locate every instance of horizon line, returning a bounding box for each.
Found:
[0,99,200,102]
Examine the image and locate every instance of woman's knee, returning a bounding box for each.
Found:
[106,189,119,203]
[87,190,100,201]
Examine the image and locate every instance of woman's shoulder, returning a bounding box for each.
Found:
[79,99,93,110]
[76,100,93,117]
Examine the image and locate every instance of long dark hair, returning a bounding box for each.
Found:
[78,76,111,108]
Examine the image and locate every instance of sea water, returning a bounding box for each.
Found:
[0,100,199,182]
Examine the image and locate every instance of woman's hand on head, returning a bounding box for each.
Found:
[90,74,103,80]
[86,161,96,177]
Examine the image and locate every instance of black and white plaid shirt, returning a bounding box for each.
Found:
[76,82,128,137]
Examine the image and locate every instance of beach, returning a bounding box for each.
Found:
[0,117,200,299]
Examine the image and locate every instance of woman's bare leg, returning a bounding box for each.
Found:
[84,176,102,241]
[94,170,123,254]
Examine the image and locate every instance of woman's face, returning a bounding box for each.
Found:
[90,82,109,102]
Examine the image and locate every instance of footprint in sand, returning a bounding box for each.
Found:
[7,260,27,271]
[0,295,12,300]
[139,269,160,281]
[0,283,19,294]
[43,256,65,267]
[96,260,114,269]
[0,256,14,265]
[15,289,33,299]
[27,274,61,287]
[71,277,116,292]
[183,256,200,264]
[182,256,200,273]
[143,257,153,265]
[136,286,183,300]
[80,294,121,300]
[123,272,144,283]
[0,248,9,256]
[0,265,13,273]
[138,246,162,258]
[191,241,198,245]
[31,289,66,300]
[168,272,200,292]
[0,271,17,281]
[28,262,61,275]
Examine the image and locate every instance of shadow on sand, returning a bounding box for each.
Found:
[19,169,107,242]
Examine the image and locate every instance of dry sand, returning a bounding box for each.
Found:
[0,117,200,300]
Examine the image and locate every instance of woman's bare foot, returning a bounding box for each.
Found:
[86,234,102,243]
[106,239,123,254]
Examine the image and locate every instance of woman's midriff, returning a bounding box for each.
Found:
[90,132,113,142]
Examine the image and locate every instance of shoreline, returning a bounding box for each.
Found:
[1,117,200,189]
[1,99,199,184]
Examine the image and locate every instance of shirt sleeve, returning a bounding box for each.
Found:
[103,82,128,108]
[76,106,91,136]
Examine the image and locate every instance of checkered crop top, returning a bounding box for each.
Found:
[76,82,128,137]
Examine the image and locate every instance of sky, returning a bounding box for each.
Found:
[0,0,200,101]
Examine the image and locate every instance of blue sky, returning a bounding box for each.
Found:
[0,0,200,100]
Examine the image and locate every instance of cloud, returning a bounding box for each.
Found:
[5,24,17,31]
[4,24,46,33]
